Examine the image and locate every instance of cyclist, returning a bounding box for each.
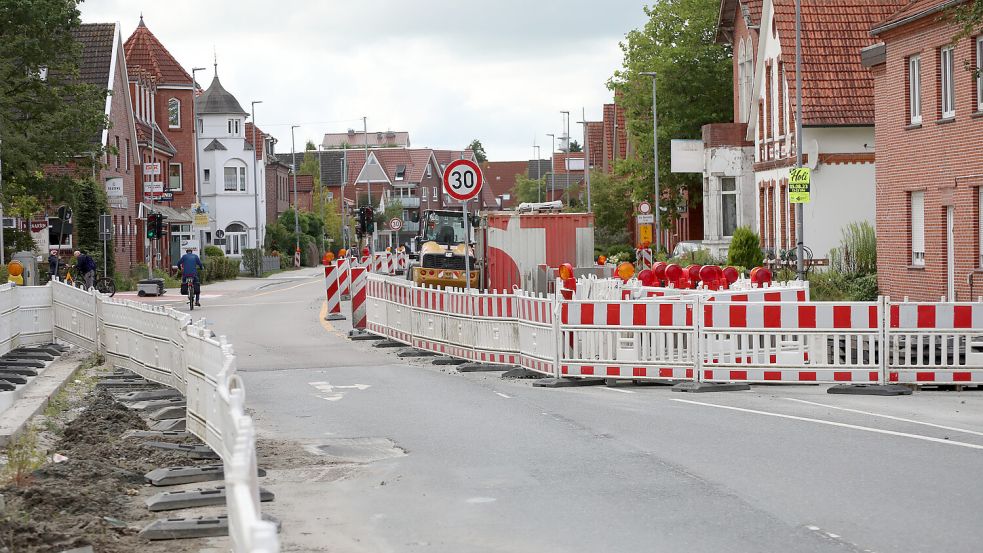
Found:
[177,247,204,307]
[74,250,97,290]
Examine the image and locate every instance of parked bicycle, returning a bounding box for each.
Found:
[57,265,116,296]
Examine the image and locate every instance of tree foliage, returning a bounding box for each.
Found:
[952,0,983,41]
[73,178,114,275]
[588,170,634,244]
[568,140,582,153]
[0,0,109,209]
[467,139,488,163]
[511,174,545,205]
[608,0,731,227]
[727,227,762,272]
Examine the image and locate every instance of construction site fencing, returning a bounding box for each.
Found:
[363,274,983,387]
[44,281,280,553]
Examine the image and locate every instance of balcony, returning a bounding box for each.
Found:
[389,197,420,208]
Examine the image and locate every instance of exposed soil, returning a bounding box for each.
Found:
[0,387,208,552]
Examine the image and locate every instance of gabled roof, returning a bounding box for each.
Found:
[717,0,765,43]
[871,0,965,35]
[198,72,248,115]
[72,23,116,88]
[753,0,907,127]
[123,17,193,86]
[136,120,177,156]
[204,139,227,151]
[243,123,267,162]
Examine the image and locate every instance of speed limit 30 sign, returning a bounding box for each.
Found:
[443,159,483,202]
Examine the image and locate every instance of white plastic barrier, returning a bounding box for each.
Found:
[16,285,54,346]
[45,281,280,552]
[0,285,22,354]
[515,291,558,376]
[887,301,983,384]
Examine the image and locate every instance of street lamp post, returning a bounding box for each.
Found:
[250,100,263,276]
[533,144,541,203]
[546,133,555,201]
[795,0,805,280]
[577,107,592,213]
[316,144,325,256]
[640,71,661,254]
[290,125,300,257]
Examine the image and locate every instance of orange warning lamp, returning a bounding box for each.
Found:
[325,252,335,263]
[597,255,607,265]
[339,248,348,257]
[616,262,635,282]
[7,261,23,277]
[558,263,574,281]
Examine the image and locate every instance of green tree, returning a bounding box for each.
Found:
[953,0,983,41]
[568,140,583,153]
[467,139,488,163]
[72,178,114,275]
[511,174,546,205]
[608,0,731,232]
[728,227,762,271]
[588,170,634,245]
[0,0,109,212]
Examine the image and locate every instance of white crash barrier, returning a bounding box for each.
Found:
[363,274,983,387]
[41,281,280,552]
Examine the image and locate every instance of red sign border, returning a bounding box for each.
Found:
[389,217,403,231]
[443,159,483,202]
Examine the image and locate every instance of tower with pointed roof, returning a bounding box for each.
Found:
[195,65,266,258]
[124,17,199,266]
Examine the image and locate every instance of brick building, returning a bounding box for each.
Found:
[124,17,199,267]
[601,101,629,173]
[864,0,983,301]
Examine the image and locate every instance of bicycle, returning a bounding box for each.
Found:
[182,275,198,311]
[56,264,115,296]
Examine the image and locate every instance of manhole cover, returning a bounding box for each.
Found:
[308,438,406,463]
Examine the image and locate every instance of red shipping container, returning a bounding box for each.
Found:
[483,212,594,292]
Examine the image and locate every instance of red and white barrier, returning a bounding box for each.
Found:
[887,301,983,384]
[350,267,367,329]
[336,258,351,299]
[324,264,343,317]
[636,248,654,270]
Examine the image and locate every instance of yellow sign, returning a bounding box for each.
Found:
[194,213,209,227]
[638,224,653,248]
[789,167,811,203]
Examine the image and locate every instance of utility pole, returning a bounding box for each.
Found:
[577,108,592,213]
[250,100,263,276]
[547,133,555,202]
[640,72,660,253]
[795,0,805,281]
[533,143,541,203]
[191,66,206,248]
[290,125,300,256]
[149,77,157,280]
[341,151,348,249]
[363,116,371,253]
[316,144,325,255]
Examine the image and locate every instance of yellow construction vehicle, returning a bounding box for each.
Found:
[407,210,479,289]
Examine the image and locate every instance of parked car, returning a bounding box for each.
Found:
[671,240,707,259]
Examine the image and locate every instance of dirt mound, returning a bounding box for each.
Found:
[58,390,148,446]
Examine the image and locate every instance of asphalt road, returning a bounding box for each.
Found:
[169,269,983,553]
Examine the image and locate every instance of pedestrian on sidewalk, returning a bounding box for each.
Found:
[48,250,60,282]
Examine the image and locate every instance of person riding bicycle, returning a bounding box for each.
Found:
[74,250,97,290]
[177,248,204,306]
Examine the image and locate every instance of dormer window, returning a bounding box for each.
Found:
[395,165,406,181]
[426,164,432,178]
[228,118,240,136]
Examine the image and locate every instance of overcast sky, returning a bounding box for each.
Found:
[79,0,647,160]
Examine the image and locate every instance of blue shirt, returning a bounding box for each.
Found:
[178,253,203,277]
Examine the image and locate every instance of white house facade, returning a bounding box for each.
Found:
[195,69,266,258]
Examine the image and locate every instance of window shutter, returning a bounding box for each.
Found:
[911,191,925,265]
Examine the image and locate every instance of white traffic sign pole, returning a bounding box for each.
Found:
[443,159,483,292]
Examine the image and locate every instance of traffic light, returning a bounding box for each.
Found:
[363,207,375,234]
[147,212,159,239]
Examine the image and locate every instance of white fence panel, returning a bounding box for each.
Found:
[16,285,53,346]
[0,286,20,355]
[887,301,983,385]
[51,282,97,349]
[516,292,557,376]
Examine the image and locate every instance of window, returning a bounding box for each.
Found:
[979,186,983,267]
[395,164,406,181]
[940,47,955,118]
[432,187,438,200]
[227,119,240,135]
[197,119,203,134]
[908,55,922,124]
[911,191,925,266]
[426,164,432,178]
[168,163,182,191]
[114,136,120,170]
[203,169,210,183]
[977,36,982,112]
[168,98,180,128]
[124,139,130,171]
[721,177,738,238]
[224,162,247,192]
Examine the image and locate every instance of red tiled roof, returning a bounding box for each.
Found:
[136,120,176,156]
[243,123,267,161]
[481,161,528,208]
[295,174,314,193]
[774,0,908,126]
[123,18,193,86]
[585,121,603,169]
[553,152,586,175]
[871,0,964,34]
[717,0,764,43]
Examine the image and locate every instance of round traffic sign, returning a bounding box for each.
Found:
[443,159,483,202]
[389,218,403,231]
[638,201,652,214]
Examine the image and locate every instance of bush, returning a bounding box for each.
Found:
[605,244,635,264]
[829,221,876,275]
[850,273,879,301]
[203,257,240,283]
[203,245,225,258]
[728,227,762,273]
[674,249,718,267]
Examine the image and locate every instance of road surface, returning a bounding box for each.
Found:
[158,269,983,553]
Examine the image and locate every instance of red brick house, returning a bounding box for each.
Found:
[601,101,629,173]
[60,23,140,274]
[481,161,528,209]
[864,0,983,301]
